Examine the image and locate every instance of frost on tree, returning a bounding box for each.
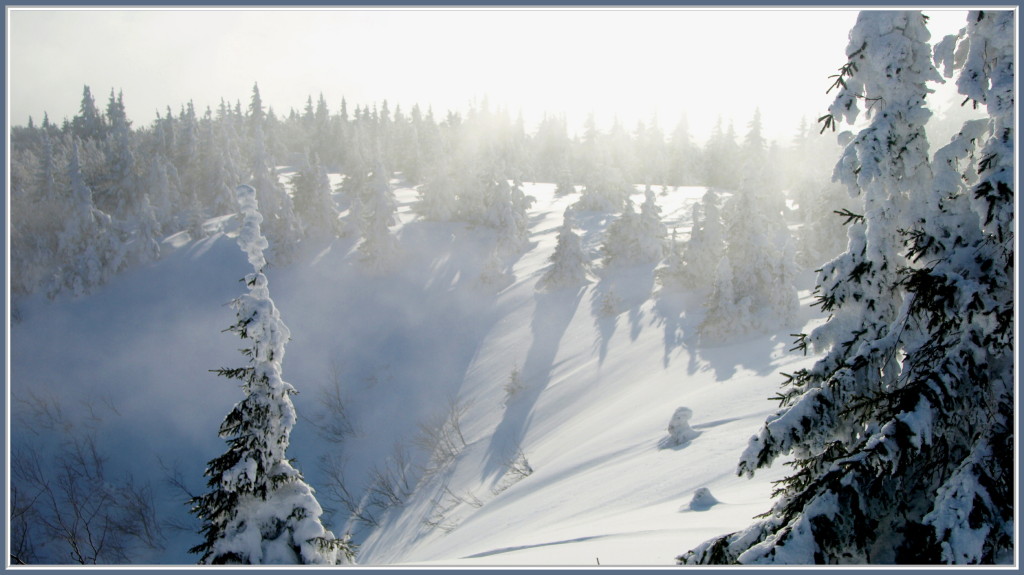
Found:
[358,164,401,271]
[414,154,460,222]
[538,206,590,290]
[53,140,125,298]
[290,151,340,241]
[247,84,300,262]
[661,188,725,292]
[680,10,1014,565]
[602,191,665,267]
[491,177,536,257]
[189,184,354,565]
[698,110,798,340]
[696,256,752,343]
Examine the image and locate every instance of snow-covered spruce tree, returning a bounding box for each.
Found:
[695,255,753,343]
[667,113,702,187]
[909,9,1015,562]
[602,192,665,267]
[99,91,139,218]
[414,154,460,221]
[127,192,162,266]
[680,10,1013,564]
[490,176,536,257]
[639,187,668,258]
[554,162,576,196]
[248,85,300,262]
[53,140,125,298]
[197,109,244,218]
[290,151,340,241]
[189,184,354,565]
[702,117,741,190]
[786,117,853,269]
[680,188,726,290]
[538,206,590,290]
[358,163,401,272]
[656,228,687,292]
[698,110,798,341]
[575,161,631,213]
[339,124,373,238]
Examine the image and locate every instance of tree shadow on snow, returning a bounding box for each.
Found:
[651,288,706,368]
[483,286,586,481]
[649,286,794,383]
[693,330,795,383]
[589,264,656,364]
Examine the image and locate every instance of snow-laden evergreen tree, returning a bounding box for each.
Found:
[681,10,1013,564]
[11,131,64,296]
[190,184,354,565]
[71,85,106,141]
[575,161,631,213]
[694,255,752,343]
[656,227,687,292]
[248,85,300,262]
[638,187,668,261]
[99,91,139,218]
[679,188,726,290]
[37,130,61,202]
[340,124,374,238]
[601,192,665,267]
[143,154,180,233]
[126,192,162,265]
[703,117,741,190]
[414,154,460,221]
[784,118,852,268]
[699,111,798,340]
[666,112,702,187]
[600,198,639,266]
[358,163,401,272]
[794,178,857,269]
[290,151,340,241]
[634,117,668,188]
[487,175,535,258]
[198,108,244,217]
[553,162,576,196]
[538,206,590,290]
[53,140,124,298]
[908,9,1015,562]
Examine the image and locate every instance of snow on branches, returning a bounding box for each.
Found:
[189,184,354,565]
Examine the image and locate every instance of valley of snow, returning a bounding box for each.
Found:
[10,180,829,566]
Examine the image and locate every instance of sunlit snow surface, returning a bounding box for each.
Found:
[10,181,827,566]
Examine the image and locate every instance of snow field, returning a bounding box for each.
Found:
[10,178,826,565]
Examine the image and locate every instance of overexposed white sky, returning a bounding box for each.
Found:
[7,7,972,142]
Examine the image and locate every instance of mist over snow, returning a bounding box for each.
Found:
[7,7,1013,568]
[11,178,829,565]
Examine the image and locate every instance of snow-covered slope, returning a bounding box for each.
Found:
[10,181,827,566]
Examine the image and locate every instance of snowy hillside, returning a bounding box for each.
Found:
[9,9,1014,566]
[11,180,827,566]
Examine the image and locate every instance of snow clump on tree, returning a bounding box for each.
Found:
[681,10,1014,565]
[666,407,699,446]
[189,184,354,565]
[538,206,590,290]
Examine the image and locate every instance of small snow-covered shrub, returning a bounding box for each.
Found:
[667,406,699,446]
[492,446,533,495]
[597,289,622,317]
[688,487,719,511]
[502,365,525,405]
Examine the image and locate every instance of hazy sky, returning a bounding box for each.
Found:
[7,7,971,142]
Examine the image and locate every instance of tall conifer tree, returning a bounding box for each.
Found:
[680,10,1013,564]
[190,185,354,565]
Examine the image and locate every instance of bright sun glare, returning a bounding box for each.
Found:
[7,7,972,142]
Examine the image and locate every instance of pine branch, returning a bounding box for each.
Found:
[834,208,865,225]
